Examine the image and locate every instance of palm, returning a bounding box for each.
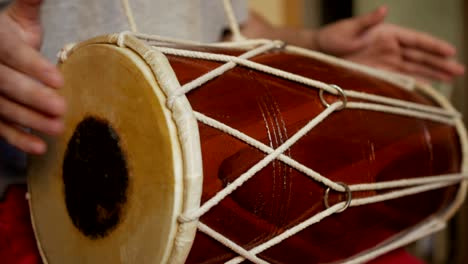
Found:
[344,24,404,73]
[318,8,464,83]
[344,23,462,82]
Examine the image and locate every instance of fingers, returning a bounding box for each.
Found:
[0,63,66,117]
[0,94,64,136]
[397,28,456,57]
[0,1,62,154]
[398,59,454,82]
[0,119,47,154]
[0,29,63,89]
[402,48,465,79]
[355,6,388,33]
[0,61,65,153]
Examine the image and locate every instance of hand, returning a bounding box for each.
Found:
[0,0,65,154]
[317,6,465,82]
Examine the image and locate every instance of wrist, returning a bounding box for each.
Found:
[297,28,323,52]
[312,28,326,53]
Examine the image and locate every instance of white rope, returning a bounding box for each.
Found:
[225,180,459,264]
[131,32,269,50]
[154,46,346,93]
[128,33,458,119]
[350,173,468,191]
[347,102,455,125]
[195,110,468,193]
[222,0,245,41]
[166,41,280,108]
[197,222,268,264]
[346,90,460,118]
[57,42,76,63]
[103,34,466,264]
[194,111,346,191]
[143,38,463,263]
[343,218,445,264]
[179,102,342,222]
[416,83,468,222]
[131,31,417,93]
[196,109,468,194]
[225,203,345,264]
[133,31,272,49]
[350,181,457,207]
[120,0,138,32]
[151,46,458,123]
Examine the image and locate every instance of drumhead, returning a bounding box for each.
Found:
[28,43,187,263]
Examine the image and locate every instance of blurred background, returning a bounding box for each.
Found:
[249,0,468,263]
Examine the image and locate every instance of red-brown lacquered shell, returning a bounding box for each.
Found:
[166,48,460,263]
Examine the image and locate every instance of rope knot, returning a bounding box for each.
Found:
[142,49,155,61]
[117,31,131,47]
[178,212,198,223]
[57,42,76,63]
[166,88,185,110]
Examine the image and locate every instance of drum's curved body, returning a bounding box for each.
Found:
[28,34,467,264]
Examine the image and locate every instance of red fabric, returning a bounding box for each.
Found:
[368,248,425,264]
[0,185,41,264]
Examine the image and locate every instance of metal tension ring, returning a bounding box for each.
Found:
[319,84,347,111]
[324,182,352,213]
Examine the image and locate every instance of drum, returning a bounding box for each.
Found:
[28,33,468,264]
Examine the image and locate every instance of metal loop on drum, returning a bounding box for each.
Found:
[319,84,347,111]
[324,182,352,213]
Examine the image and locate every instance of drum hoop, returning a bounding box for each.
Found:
[33,34,204,264]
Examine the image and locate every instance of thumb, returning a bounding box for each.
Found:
[7,0,43,25]
[354,5,388,34]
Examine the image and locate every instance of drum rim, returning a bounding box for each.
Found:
[28,35,204,264]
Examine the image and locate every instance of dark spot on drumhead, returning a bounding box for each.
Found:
[62,117,129,239]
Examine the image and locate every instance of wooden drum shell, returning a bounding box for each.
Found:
[28,35,464,264]
[172,49,460,263]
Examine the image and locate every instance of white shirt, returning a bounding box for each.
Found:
[40,0,247,60]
